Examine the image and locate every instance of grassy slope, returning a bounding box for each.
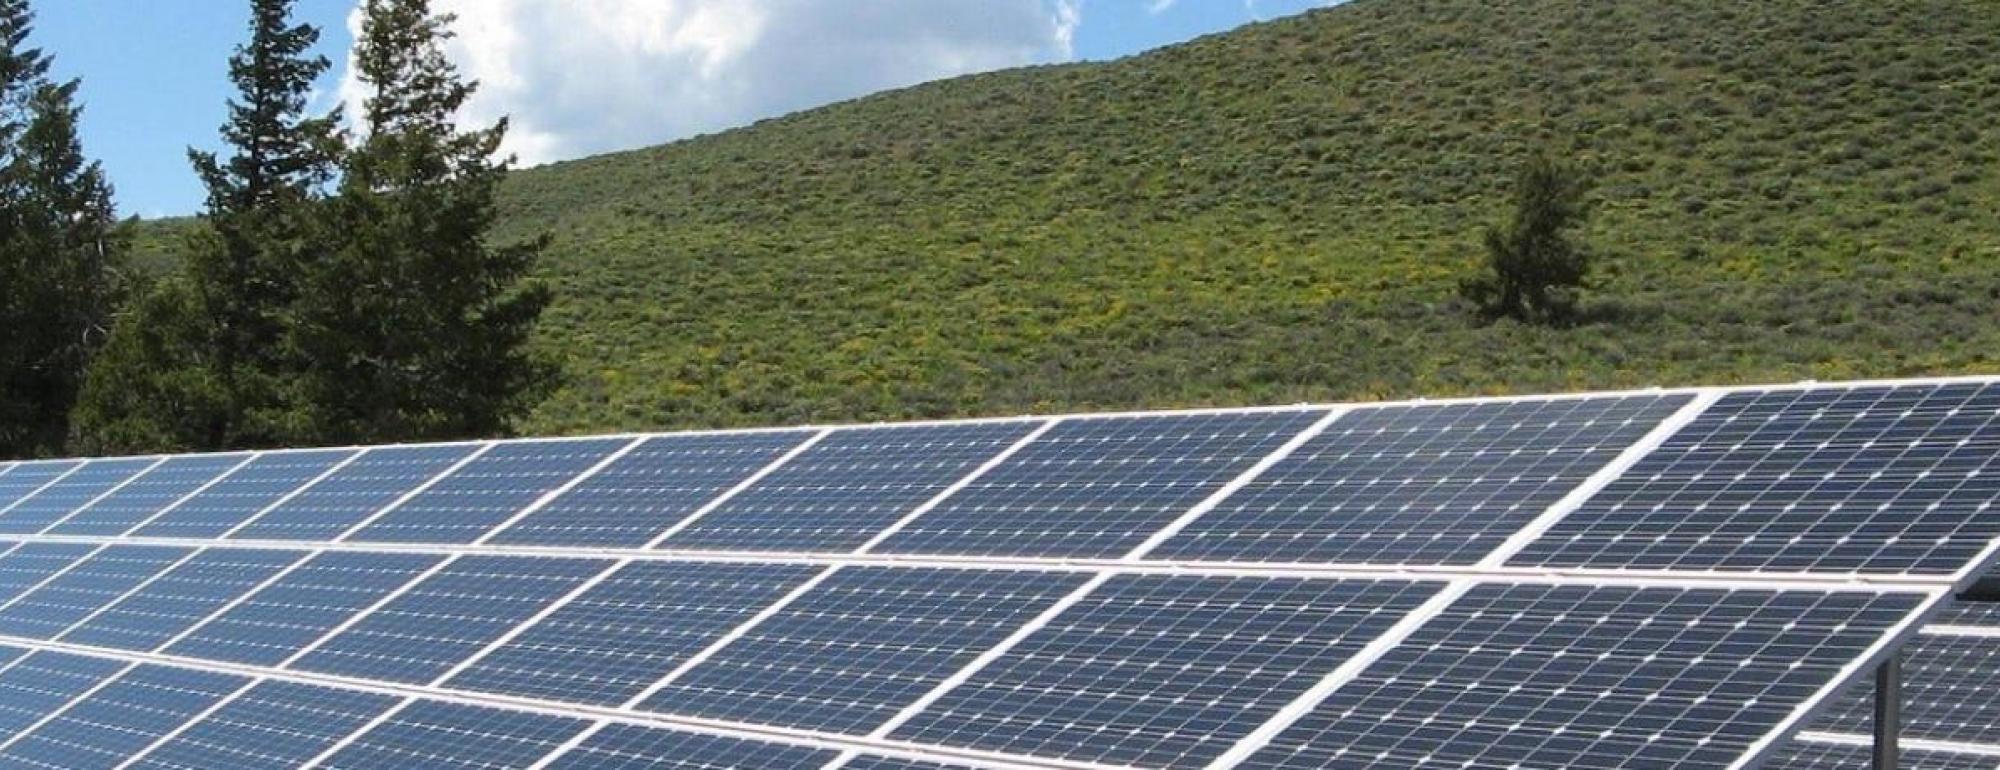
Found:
[162,0,2000,434]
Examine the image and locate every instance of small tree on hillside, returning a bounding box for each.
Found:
[285,0,554,444]
[1460,152,1592,324]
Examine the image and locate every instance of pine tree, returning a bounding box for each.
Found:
[0,0,121,458]
[287,0,553,444]
[72,0,336,453]
[1460,152,1592,325]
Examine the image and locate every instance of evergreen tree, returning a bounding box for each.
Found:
[72,0,335,452]
[287,0,553,444]
[0,0,121,458]
[1460,152,1592,325]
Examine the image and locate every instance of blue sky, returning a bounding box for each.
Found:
[36,1,1333,217]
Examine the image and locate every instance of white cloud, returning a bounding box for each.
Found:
[337,0,1078,166]
[1147,0,1176,14]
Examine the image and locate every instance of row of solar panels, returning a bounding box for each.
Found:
[0,379,1993,769]
[1767,597,2000,769]
[0,546,1938,769]
[3,382,1997,576]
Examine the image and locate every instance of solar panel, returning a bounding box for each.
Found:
[47,454,248,536]
[636,567,1091,733]
[874,410,1331,558]
[1514,383,2000,575]
[0,545,190,639]
[61,549,303,651]
[1763,742,2000,770]
[0,378,1991,770]
[346,438,630,544]
[134,449,356,539]
[1153,396,1690,565]
[228,444,479,541]
[443,561,820,705]
[889,576,1441,768]
[661,422,1043,553]
[538,724,836,770]
[486,432,813,547]
[1234,584,1927,770]
[166,551,446,666]
[287,555,606,683]
[128,681,400,770]
[0,664,246,768]
[0,651,127,734]
[0,458,157,534]
[311,699,589,770]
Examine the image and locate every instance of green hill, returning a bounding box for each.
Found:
[154,0,2000,434]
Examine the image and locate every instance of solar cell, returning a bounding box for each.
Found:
[0,652,127,735]
[662,422,1041,553]
[639,567,1090,733]
[1237,584,1926,770]
[167,551,444,666]
[47,454,249,537]
[227,444,479,541]
[890,576,1442,768]
[312,700,589,770]
[1808,631,2000,745]
[1514,383,2000,575]
[346,438,630,544]
[840,758,975,770]
[1761,741,2000,770]
[874,410,1330,558]
[134,450,356,539]
[485,432,813,547]
[0,546,191,639]
[0,461,80,513]
[540,724,836,770]
[1154,396,1689,565]
[0,664,245,769]
[445,561,819,706]
[127,681,400,770]
[0,458,158,534]
[61,549,303,651]
[0,543,99,605]
[288,555,607,683]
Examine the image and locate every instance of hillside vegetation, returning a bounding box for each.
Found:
[152,0,2000,435]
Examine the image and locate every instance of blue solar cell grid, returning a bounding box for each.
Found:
[229,444,479,541]
[0,664,246,770]
[62,549,303,651]
[167,551,444,666]
[892,576,1442,768]
[843,758,977,770]
[0,652,128,735]
[0,542,99,604]
[640,567,1090,733]
[348,438,629,544]
[0,458,158,534]
[129,681,401,770]
[50,454,247,536]
[136,449,356,539]
[290,555,608,684]
[1761,743,2000,770]
[663,422,1041,553]
[1811,631,2000,745]
[875,410,1330,558]
[542,724,836,770]
[316,700,589,770]
[447,561,820,706]
[1515,383,2000,575]
[0,546,190,639]
[1155,395,1689,565]
[0,461,80,513]
[488,432,813,547]
[1239,584,1927,770]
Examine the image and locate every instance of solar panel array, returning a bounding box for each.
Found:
[0,378,1994,769]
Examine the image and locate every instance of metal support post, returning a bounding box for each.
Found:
[1874,654,1900,770]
